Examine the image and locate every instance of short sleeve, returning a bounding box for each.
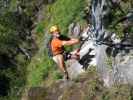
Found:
[56,39,63,47]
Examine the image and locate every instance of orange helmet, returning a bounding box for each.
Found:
[49,25,60,33]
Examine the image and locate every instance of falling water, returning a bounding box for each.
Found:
[91,0,108,40]
[91,0,113,86]
[91,0,133,86]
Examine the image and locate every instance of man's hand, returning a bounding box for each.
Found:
[62,38,80,46]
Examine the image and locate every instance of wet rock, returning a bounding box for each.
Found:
[96,45,113,87]
[68,23,75,35]
[112,50,133,84]
[68,22,81,38]
[66,59,85,79]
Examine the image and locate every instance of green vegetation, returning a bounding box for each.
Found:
[36,0,86,35]
[106,57,113,70]
[108,0,133,38]
[0,0,39,99]
[45,0,86,33]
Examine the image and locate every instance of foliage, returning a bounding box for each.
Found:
[108,0,133,38]
[0,0,38,99]
[39,0,86,34]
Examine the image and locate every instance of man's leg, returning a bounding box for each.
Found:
[53,54,69,79]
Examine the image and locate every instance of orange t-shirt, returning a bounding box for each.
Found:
[51,38,64,56]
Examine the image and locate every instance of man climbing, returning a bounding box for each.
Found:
[49,25,80,80]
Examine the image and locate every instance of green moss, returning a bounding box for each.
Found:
[52,70,63,80]
[106,57,113,70]
[102,85,132,100]
[43,0,86,34]
[36,22,45,34]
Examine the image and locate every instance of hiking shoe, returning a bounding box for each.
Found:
[64,71,69,80]
[64,74,69,80]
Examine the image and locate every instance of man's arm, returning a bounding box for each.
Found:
[62,38,80,46]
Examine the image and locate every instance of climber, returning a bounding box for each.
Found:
[49,25,80,80]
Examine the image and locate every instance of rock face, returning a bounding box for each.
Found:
[68,22,81,38]
[26,67,133,100]
[66,59,84,79]
[89,0,133,86]
[26,69,104,100]
[112,49,133,84]
[66,24,97,79]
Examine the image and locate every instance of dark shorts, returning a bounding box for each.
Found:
[63,52,72,61]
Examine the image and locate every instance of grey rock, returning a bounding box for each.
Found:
[68,22,81,38]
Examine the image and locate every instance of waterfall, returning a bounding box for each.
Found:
[91,0,110,40]
[91,0,112,86]
[90,0,133,86]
